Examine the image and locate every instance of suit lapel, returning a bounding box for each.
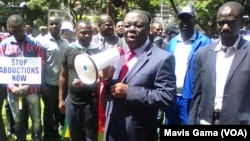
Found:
[226,38,247,82]
[124,45,152,83]
[206,44,217,98]
[208,46,217,73]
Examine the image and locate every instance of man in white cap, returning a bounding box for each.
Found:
[61,21,74,43]
[164,3,212,125]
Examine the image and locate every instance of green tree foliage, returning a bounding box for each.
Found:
[0,0,60,27]
[168,0,250,37]
[109,0,159,22]
[69,0,104,25]
[1,0,250,36]
[27,0,60,27]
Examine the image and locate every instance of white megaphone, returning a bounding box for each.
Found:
[74,47,125,84]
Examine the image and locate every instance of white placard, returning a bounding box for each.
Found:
[0,57,42,84]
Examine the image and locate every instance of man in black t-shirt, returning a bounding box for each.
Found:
[58,20,100,141]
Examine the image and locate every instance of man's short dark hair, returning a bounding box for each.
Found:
[7,15,24,26]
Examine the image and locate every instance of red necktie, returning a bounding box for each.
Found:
[119,50,135,81]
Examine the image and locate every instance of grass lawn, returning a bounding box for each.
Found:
[2,99,70,141]
[2,99,104,141]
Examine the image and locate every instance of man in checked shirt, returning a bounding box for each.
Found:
[0,15,45,141]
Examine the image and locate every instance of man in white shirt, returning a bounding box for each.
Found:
[189,1,250,125]
[165,3,211,125]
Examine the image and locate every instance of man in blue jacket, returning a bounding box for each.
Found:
[165,3,211,125]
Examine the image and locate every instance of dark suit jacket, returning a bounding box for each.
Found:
[91,33,119,51]
[104,42,176,141]
[189,37,250,124]
[0,84,6,99]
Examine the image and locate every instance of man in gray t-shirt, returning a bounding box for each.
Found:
[40,16,69,141]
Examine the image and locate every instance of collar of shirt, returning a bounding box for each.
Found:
[214,35,240,52]
[132,38,150,57]
[98,33,105,41]
[176,30,196,43]
[10,35,29,44]
[70,40,99,50]
[46,33,64,42]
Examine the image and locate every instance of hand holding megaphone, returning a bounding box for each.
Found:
[72,78,84,88]
[111,82,128,99]
[99,66,116,81]
[74,47,124,85]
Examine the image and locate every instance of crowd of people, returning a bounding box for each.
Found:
[0,1,250,141]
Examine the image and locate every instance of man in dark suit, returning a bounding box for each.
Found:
[91,14,119,133]
[91,14,119,51]
[189,1,250,125]
[103,10,176,141]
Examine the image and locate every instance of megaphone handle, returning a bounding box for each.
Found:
[104,79,119,87]
[109,79,119,96]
